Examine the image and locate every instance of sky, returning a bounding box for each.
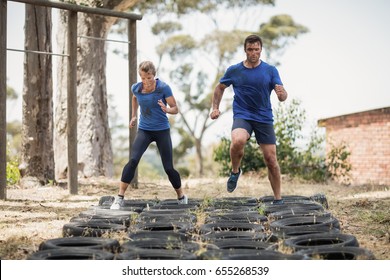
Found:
[5,0,390,144]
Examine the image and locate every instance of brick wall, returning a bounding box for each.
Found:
[318,107,390,185]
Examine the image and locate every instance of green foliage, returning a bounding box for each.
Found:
[6,144,20,185]
[326,141,352,185]
[274,99,328,182]
[213,137,266,176]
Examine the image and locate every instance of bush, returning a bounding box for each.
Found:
[213,137,266,176]
[6,160,21,185]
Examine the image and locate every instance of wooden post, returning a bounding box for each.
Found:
[67,10,78,194]
[0,0,7,200]
[128,19,138,187]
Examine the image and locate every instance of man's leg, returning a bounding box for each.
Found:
[260,143,282,200]
[230,128,249,173]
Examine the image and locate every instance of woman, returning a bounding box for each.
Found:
[111,61,187,209]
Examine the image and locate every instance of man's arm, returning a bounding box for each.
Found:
[210,83,227,119]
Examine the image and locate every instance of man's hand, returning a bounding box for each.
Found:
[275,84,288,101]
[210,109,221,119]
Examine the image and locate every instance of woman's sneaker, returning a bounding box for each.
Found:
[178,195,188,205]
[110,195,124,210]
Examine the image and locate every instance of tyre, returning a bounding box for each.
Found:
[138,212,197,223]
[131,221,194,233]
[259,195,311,203]
[128,231,190,242]
[156,198,201,206]
[205,211,267,224]
[210,197,259,208]
[70,216,131,227]
[263,201,324,215]
[62,221,127,237]
[294,247,376,260]
[116,249,197,260]
[269,216,340,237]
[27,248,115,260]
[309,193,329,209]
[79,208,138,219]
[210,239,275,250]
[200,231,275,242]
[199,222,264,234]
[121,240,201,252]
[149,204,198,210]
[268,209,332,220]
[199,249,305,260]
[283,232,359,252]
[98,195,115,206]
[38,237,120,253]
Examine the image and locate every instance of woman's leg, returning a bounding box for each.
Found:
[155,129,184,199]
[119,129,152,195]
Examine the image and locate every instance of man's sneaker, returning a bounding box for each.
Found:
[178,195,188,205]
[110,195,124,210]
[227,168,241,193]
[271,199,284,205]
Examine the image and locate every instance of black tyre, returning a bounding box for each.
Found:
[131,221,194,233]
[268,209,332,220]
[38,237,120,253]
[283,232,359,252]
[269,216,340,237]
[210,197,259,208]
[200,222,264,234]
[116,249,197,260]
[27,248,115,260]
[121,240,201,252]
[259,195,311,203]
[200,249,304,260]
[210,239,275,250]
[70,216,131,227]
[309,193,329,209]
[128,231,190,242]
[79,208,138,219]
[138,212,197,223]
[295,247,376,260]
[200,231,275,242]
[98,195,115,206]
[157,198,201,206]
[263,201,324,215]
[205,211,267,224]
[149,204,197,210]
[62,221,127,237]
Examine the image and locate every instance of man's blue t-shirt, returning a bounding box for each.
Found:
[131,79,172,131]
[220,61,283,124]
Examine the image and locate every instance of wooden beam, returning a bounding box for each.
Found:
[0,0,7,200]
[10,0,142,20]
[67,10,78,195]
[128,19,138,187]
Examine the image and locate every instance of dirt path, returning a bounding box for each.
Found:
[0,175,389,260]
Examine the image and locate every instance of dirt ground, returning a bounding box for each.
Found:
[0,174,389,260]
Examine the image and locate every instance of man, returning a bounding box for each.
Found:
[210,34,287,205]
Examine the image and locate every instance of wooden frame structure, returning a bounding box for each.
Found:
[0,0,142,199]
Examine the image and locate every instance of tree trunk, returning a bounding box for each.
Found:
[54,0,139,179]
[21,4,54,185]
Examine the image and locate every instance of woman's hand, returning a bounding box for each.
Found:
[129,116,137,128]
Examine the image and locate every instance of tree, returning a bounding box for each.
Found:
[54,0,141,179]
[20,4,54,185]
[131,0,308,176]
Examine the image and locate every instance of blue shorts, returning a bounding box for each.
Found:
[232,118,276,144]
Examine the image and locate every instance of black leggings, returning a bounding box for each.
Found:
[120,128,181,189]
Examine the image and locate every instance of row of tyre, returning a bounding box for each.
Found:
[26,194,376,260]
